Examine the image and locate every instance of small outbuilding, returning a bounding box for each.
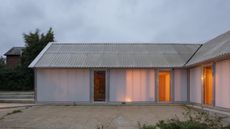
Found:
[4,47,24,68]
[29,31,230,111]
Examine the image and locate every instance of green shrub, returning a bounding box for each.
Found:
[0,66,33,91]
[139,109,229,129]
[223,125,230,129]
[96,125,104,129]
[138,123,156,129]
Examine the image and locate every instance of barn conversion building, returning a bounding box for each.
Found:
[29,31,230,111]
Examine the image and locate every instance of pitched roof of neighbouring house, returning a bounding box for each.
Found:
[29,43,201,68]
[4,47,24,56]
[187,31,230,66]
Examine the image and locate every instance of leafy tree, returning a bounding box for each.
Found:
[0,28,55,91]
[21,28,55,67]
[0,56,5,68]
[20,28,55,90]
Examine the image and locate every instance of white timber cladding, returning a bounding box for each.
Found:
[109,69,155,102]
[190,67,202,104]
[174,69,187,102]
[36,69,90,102]
[215,59,230,109]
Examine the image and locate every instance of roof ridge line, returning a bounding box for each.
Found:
[50,42,201,45]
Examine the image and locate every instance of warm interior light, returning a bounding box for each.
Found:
[203,66,213,105]
[125,97,132,102]
[159,71,171,102]
[201,75,206,80]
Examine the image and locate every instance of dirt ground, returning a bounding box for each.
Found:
[0,105,189,129]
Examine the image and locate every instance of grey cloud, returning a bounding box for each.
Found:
[0,0,230,55]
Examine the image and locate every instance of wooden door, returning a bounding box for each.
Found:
[94,71,106,101]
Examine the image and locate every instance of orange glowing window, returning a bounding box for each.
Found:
[203,66,213,105]
[158,71,171,102]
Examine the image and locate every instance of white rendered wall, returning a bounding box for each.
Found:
[174,69,187,102]
[215,59,230,109]
[190,67,202,104]
[36,69,90,102]
[109,69,155,102]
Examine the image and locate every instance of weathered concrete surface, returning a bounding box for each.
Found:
[0,107,27,118]
[0,105,187,129]
[0,103,35,109]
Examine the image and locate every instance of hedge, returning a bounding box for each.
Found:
[0,66,33,91]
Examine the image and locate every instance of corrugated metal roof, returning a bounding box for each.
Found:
[187,31,230,66]
[29,43,201,68]
[4,47,24,56]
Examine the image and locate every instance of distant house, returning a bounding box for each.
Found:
[29,31,230,112]
[4,47,24,68]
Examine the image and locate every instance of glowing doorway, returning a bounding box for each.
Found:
[203,66,213,105]
[158,71,171,102]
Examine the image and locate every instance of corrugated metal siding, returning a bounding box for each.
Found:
[187,31,230,66]
[32,43,200,68]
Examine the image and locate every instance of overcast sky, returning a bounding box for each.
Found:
[0,0,230,56]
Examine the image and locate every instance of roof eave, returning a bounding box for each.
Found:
[186,53,230,68]
[28,42,53,68]
[31,65,187,69]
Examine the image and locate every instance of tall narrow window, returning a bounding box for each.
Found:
[203,66,213,105]
[158,71,171,102]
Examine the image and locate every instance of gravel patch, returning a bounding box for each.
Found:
[0,105,187,129]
